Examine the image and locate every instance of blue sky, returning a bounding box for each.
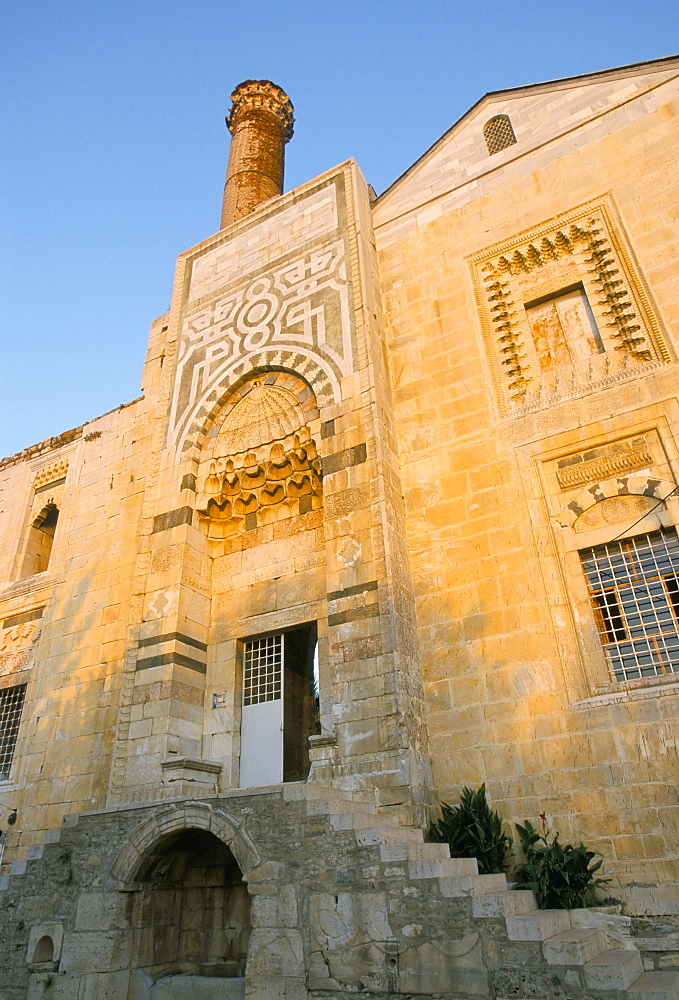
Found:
[1,1,677,458]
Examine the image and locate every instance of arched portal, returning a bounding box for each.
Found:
[130,828,251,981]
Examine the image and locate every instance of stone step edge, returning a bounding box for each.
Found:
[627,969,679,1000]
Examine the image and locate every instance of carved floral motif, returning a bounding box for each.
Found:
[0,620,41,678]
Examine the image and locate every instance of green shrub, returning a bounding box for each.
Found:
[428,784,511,874]
[514,817,611,909]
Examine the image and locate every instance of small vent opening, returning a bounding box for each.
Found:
[483,114,517,155]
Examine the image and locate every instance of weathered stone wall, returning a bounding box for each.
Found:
[374,64,679,911]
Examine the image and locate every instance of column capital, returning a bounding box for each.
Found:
[226,79,294,142]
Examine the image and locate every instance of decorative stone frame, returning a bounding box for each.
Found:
[513,412,679,699]
[468,196,672,415]
[111,800,261,886]
[179,359,326,464]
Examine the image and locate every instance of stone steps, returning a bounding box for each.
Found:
[628,971,679,1000]
[439,872,509,898]
[304,789,677,1000]
[407,856,480,880]
[584,949,645,991]
[506,907,679,999]
[306,795,378,817]
[330,811,413,834]
[543,927,608,965]
[379,840,451,861]
[471,888,537,917]
[506,908,572,940]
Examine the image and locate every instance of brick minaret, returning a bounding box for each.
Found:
[220,80,294,228]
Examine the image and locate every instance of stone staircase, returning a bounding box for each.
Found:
[306,787,679,1000]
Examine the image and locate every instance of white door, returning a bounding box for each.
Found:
[239,634,284,787]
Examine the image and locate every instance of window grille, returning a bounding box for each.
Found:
[0,684,26,781]
[243,635,282,706]
[483,114,517,155]
[580,528,679,682]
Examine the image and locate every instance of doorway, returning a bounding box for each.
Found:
[131,828,250,980]
[239,623,318,787]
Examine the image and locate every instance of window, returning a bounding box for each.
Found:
[483,114,517,155]
[20,503,59,577]
[0,684,26,781]
[243,634,283,706]
[580,528,679,682]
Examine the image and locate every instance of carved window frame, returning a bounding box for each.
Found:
[516,411,679,701]
[468,196,672,416]
[15,458,69,580]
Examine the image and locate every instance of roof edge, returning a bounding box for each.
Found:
[375,52,679,206]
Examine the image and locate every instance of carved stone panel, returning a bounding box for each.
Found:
[196,377,322,549]
[0,619,42,679]
[168,175,356,458]
[469,198,670,414]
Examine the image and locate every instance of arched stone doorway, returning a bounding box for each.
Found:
[129,828,250,986]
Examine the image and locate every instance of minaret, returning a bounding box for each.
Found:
[220,80,295,228]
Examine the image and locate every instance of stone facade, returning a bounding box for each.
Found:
[1,58,679,999]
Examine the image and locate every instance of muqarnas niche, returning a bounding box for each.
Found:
[196,379,322,546]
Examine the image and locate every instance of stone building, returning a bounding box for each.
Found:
[0,57,678,999]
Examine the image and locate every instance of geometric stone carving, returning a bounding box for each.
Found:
[470,198,670,413]
[556,475,677,528]
[483,114,517,155]
[168,229,353,456]
[33,460,68,491]
[556,436,653,490]
[216,383,306,455]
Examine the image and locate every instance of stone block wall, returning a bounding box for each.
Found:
[373,65,679,910]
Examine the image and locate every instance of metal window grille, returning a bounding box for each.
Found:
[580,528,679,682]
[483,114,517,155]
[243,635,282,706]
[0,684,26,781]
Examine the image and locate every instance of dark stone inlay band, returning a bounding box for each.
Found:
[137,632,208,652]
[152,506,193,533]
[327,580,378,602]
[328,604,379,627]
[322,443,367,476]
[34,477,66,495]
[3,607,44,629]
[136,652,207,674]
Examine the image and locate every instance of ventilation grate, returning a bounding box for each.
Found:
[483,114,517,155]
